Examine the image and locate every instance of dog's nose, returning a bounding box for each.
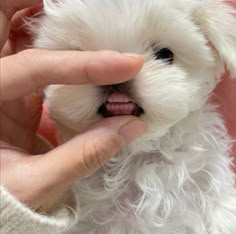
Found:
[111,82,130,92]
[111,84,122,91]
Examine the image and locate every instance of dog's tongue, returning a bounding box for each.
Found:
[106,92,136,115]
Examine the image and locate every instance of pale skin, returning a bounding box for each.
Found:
[0,0,147,210]
[0,0,235,212]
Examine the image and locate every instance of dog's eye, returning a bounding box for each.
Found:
[154,48,174,64]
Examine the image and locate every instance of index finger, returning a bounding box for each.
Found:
[0,49,144,101]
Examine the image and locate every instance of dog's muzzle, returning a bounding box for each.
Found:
[98,84,144,117]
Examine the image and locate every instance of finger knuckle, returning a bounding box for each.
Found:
[18,49,42,68]
[80,134,122,174]
[19,49,41,59]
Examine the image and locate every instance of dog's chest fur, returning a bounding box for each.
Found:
[29,1,236,233]
[70,108,236,234]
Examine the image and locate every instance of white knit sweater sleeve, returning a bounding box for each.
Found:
[0,186,78,234]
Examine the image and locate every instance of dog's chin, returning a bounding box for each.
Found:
[97,91,144,118]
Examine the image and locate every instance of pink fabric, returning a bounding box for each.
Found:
[38,105,58,146]
[214,72,236,163]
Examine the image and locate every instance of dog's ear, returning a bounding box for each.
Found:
[193,0,236,78]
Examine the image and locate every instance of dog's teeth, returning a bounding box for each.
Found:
[105,91,137,115]
[108,92,131,103]
[106,103,136,115]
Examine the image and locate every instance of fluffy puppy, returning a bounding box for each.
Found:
[29,0,236,233]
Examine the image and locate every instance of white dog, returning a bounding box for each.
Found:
[29,0,236,233]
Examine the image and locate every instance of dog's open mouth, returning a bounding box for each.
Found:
[98,92,144,117]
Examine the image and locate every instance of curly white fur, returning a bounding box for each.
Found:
[28,0,236,233]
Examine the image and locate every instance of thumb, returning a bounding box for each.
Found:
[43,116,147,177]
[28,116,147,208]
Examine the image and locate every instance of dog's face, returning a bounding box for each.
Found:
[31,0,236,142]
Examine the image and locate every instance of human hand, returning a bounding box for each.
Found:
[0,0,146,210]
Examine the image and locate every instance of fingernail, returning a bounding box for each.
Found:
[124,53,144,61]
[118,120,147,144]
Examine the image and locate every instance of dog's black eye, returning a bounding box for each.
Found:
[154,48,174,64]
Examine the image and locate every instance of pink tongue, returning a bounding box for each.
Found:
[106,92,136,115]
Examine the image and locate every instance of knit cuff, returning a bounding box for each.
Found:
[0,186,78,234]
